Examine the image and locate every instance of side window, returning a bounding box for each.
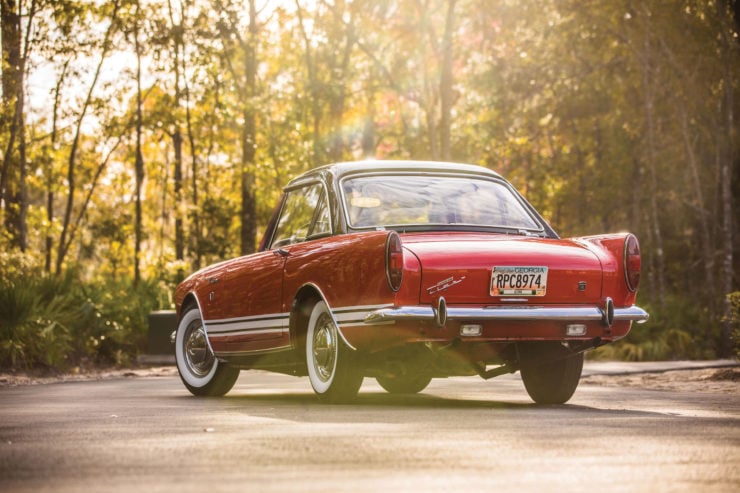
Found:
[270,183,331,248]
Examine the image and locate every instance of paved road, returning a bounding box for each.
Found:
[1,368,738,493]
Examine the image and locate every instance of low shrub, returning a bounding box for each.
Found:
[0,253,171,370]
[591,293,724,361]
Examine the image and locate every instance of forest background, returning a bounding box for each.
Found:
[0,0,738,370]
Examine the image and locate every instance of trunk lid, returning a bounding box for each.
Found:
[402,232,603,305]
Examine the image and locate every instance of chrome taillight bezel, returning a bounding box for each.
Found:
[385,231,403,292]
[623,234,641,292]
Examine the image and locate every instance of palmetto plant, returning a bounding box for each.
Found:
[0,253,166,370]
[0,274,78,369]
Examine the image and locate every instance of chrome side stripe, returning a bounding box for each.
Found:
[213,345,292,356]
[204,304,395,337]
[205,312,290,336]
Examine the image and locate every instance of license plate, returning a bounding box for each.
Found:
[490,266,548,297]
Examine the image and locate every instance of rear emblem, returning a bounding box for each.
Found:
[578,281,587,291]
[427,276,466,295]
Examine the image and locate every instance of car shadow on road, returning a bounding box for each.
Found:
[242,391,533,409]
[178,390,671,419]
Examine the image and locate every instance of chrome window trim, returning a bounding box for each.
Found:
[266,179,334,250]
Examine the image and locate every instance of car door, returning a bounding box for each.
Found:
[203,248,288,354]
[206,181,331,355]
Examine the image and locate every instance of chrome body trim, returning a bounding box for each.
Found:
[603,297,615,327]
[186,291,217,356]
[213,345,292,357]
[364,304,649,325]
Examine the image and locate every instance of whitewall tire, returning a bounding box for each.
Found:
[305,301,363,402]
[175,305,239,396]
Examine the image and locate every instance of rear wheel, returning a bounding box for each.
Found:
[306,301,363,403]
[520,347,583,404]
[175,305,239,397]
[376,374,432,394]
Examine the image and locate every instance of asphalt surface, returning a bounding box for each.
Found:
[1,361,738,493]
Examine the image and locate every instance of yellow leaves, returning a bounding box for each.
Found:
[538,113,553,126]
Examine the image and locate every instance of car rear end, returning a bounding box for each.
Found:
[355,231,646,349]
[331,162,647,402]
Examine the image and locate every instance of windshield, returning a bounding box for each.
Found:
[341,174,541,231]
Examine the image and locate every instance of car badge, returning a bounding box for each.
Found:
[427,275,466,295]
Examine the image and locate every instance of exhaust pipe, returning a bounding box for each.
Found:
[434,297,447,327]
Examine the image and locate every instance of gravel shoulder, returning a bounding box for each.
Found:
[0,366,178,387]
[1,362,738,394]
[580,366,739,394]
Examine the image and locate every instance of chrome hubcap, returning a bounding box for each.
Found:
[184,322,214,377]
[312,313,337,383]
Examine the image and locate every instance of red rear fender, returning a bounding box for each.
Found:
[575,233,640,306]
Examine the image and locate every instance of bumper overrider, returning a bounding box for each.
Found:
[363,296,649,328]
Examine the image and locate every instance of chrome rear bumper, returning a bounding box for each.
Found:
[364,302,649,327]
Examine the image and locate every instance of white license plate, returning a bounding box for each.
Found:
[490,266,548,297]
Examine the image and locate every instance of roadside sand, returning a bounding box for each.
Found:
[1,365,738,394]
[0,366,177,387]
[580,366,739,395]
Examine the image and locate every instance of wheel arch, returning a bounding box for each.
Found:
[177,292,215,356]
[179,293,199,315]
[289,283,356,353]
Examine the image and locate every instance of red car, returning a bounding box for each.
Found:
[173,161,648,403]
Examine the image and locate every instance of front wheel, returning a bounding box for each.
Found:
[520,349,583,404]
[175,305,239,396]
[306,301,363,403]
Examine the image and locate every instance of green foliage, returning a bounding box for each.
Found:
[0,253,78,368]
[591,294,718,361]
[0,253,169,370]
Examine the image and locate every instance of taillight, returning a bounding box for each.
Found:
[624,234,641,292]
[385,231,403,292]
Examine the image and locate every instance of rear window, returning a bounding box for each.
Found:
[341,174,541,231]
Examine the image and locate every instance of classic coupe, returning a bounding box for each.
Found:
[173,160,648,404]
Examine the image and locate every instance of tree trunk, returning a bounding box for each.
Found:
[134,0,144,286]
[362,74,376,157]
[183,40,201,269]
[173,130,184,261]
[439,0,457,161]
[327,36,352,162]
[680,107,715,321]
[240,0,258,256]
[0,0,20,202]
[640,3,666,306]
[46,59,69,272]
[56,0,120,274]
[419,3,438,160]
[295,1,323,166]
[719,8,736,357]
[168,0,185,264]
[1,0,24,250]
